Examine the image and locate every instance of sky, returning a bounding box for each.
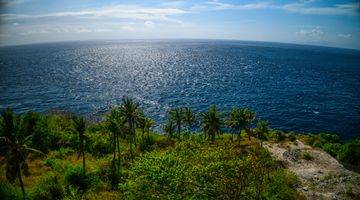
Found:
[0,0,359,49]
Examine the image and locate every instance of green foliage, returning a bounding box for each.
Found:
[263,170,298,200]
[0,180,22,200]
[323,143,341,157]
[30,174,64,200]
[303,152,312,160]
[118,139,297,199]
[64,166,99,191]
[337,139,360,166]
[287,132,297,142]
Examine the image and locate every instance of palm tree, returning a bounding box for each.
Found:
[170,108,183,138]
[119,97,143,159]
[0,109,42,200]
[241,108,256,140]
[144,117,155,140]
[164,119,175,138]
[256,120,269,147]
[183,107,195,133]
[226,107,242,141]
[106,108,124,187]
[72,115,86,174]
[201,105,222,141]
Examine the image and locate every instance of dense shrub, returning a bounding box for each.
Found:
[118,139,297,199]
[337,139,360,166]
[30,174,64,200]
[0,181,22,200]
[64,166,99,191]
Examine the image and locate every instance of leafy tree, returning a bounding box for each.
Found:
[256,120,269,147]
[0,109,42,200]
[170,108,183,138]
[183,107,195,133]
[201,105,222,141]
[72,115,87,174]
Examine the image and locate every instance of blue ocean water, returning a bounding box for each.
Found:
[0,40,359,139]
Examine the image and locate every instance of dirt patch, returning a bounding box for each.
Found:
[264,141,360,200]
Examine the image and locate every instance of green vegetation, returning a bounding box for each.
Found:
[0,97,359,199]
[303,132,360,171]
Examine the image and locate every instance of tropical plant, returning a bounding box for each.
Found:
[241,108,256,140]
[256,120,269,146]
[144,117,155,140]
[183,107,195,132]
[164,119,175,138]
[72,115,87,174]
[201,105,222,141]
[0,109,42,200]
[170,108,183,138]
[118,97,143,159]
[226,107,242,141]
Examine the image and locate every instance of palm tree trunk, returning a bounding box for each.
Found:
[18,169,25,200]
[82,151,86,175]
[116,134,121,168]
[177,124,181,138]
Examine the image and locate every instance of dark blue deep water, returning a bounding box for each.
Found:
[1,40,360,139]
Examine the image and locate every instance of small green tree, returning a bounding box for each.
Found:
[241,108,256,140]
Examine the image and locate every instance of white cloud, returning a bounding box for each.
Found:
[338,33,351,39]
[296,27,324,37]
[144,20,155,28]
[281,2,359,16]
[191,1,269,12]
[0,5,187,22]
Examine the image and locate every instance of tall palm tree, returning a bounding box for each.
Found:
[119,97,143,159]
[72,115,86,174]
[240,108,256,140]
[164,119,175,139]
[201,105,222,141]
[0,109,42,200]
[183,107,195,133]
[256,120,269,147]
[106,107,124,187]
[170,108,183,138]
[226,107,242,141]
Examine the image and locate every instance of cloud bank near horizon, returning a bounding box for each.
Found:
[0,0,359,49]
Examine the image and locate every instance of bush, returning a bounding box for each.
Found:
[323,143,341,157]
[263,170,298,200]
[0,181,22,200]
[287,133,297,142]
[30,175,64,200]
[303,152,312,160]
[64,166,99,191]
[337,139,360,166]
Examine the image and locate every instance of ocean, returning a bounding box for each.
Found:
[1,40,359,139]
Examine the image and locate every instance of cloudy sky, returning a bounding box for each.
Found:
[0,0,359,49]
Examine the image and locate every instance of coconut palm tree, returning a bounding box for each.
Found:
[0,109,42,200]
[201,105,222,141]
[119,97,143,159]
[256,120,269,147]
[183,107,195,133]
[164,119,175,138]
[144,117,155,140]
[241,108,256,140]
[72,115,86,174]
[226,107,242,141]
[170,108,183,138]
[106,107,124,187]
